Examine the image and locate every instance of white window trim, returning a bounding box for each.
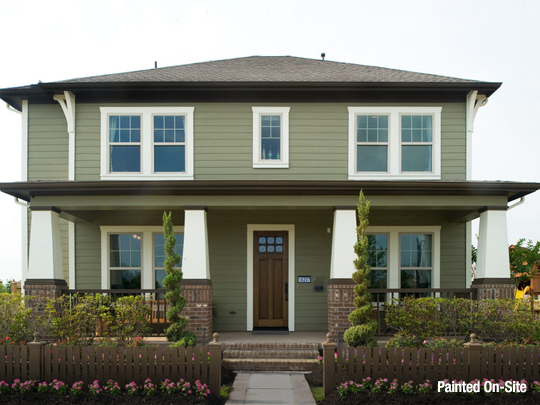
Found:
[100,225,184,290]
[252,107,290,168]
[367,226,441,290]
[348,107,442,180]
[246,224,295,331]
[100,107,194,180]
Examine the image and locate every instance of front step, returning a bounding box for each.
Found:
[222,342,319,372]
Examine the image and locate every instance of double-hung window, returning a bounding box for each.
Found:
[101,226,184,290]
[252,107,290,168]
[348,107,441,179]
[367,234,388,304]
[101,107,194,180]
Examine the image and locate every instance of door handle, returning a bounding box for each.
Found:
[285,283,288,302]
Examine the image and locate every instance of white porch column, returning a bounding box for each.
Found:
[474,208,514,299]
[27,208,65,281]
[182,208,210,279]
[330,208,357,279]
[476,208,510,279]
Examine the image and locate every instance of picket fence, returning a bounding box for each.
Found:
[0,335,222,398]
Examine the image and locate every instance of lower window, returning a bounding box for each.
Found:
[109,234,142,289]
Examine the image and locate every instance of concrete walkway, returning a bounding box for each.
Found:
[227,372,316,405]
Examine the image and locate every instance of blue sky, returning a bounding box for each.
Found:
[0,0,539,283]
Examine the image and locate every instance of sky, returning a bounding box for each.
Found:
[0,0,539,283]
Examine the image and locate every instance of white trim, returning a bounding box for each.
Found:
[28,210,65,281]
[100,225,184,289]
[348,107,442,180]
[53,92,76,181]
[465,91,488,180]
[21,100,28,284]
[100,107,194,180]
[476,210,510,279]
[182,210,210,279]
[247,224,295,331]
[367,226,441,289]
[252,107,290,168]
[466,221,472,287]
[330,209,357,279]
[68,222,75,289]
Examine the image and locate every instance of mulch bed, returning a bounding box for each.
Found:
[305,364,540,405]
[0,366,235,405]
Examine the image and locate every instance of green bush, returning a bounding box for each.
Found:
[0,293,40,344]
[101,295,151,346]
[171,330,197,347]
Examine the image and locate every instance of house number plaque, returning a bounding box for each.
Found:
[297,276,311,283]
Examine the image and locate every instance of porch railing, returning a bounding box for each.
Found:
[367,288,477,335]
[65,289,170,333]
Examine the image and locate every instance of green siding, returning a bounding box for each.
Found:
[70,102,467,182]
[440,223,467,288]
[75,223,101,289]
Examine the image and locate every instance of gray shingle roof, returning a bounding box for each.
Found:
[54,56,481,84]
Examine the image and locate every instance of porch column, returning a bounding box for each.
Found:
[25,207,67,314]
[181,207,213,343]
[328,207,357,342]
[473,208,514,299]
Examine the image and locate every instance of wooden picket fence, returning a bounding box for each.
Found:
[322,336,540,397]
[0,337,222,398]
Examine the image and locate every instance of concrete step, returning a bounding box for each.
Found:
[224,342,320,350]
[222,358,319,372]
[223,349,318,359]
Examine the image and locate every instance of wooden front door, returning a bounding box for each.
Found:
[253,231,288,328]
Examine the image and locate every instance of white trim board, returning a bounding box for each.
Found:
[246,224,295,331]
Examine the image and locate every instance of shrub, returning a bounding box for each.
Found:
[0,293,40,344]
[171,330,198,348]
[100,295,151,346]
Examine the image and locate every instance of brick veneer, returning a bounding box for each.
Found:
[327,279,356,343]
[472,278,515,299]
[180,280,213,344]
[24,279,68,316]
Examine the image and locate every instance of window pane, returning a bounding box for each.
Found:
[110,145,140,172]
[401,270,431,289]
[401,115,411,129]
[402,145,432,172]
[110,234,141,268]
[400,234,432,267]
[154,115,185,143]
[154,145,185,172]
[155,269,166,289]
[154,115,164,129]
[110,270,141,289]
[357,145,387,172]
[261,138,280,160]
[154,233,184,268]
[367,234,387,267]
[368,269,387,289]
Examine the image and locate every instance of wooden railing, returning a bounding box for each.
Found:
[367,288,477,335]
[65,289,170,333]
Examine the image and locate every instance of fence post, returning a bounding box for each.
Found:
[464,333,482,381]
[322,332,337,398]
[27,332,45,382]
[208,333,222,398]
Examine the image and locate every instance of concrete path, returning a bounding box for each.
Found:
[227,372,316,405]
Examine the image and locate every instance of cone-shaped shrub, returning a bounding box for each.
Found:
[343,191,377,347]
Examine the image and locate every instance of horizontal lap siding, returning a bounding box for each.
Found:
[72,102,466,181]
[208,209,332,332]
[440,222,467,287]
[75,223,101,289]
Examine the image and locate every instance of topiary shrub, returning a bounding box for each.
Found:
[162,211,196,345]
[343,191,377,347]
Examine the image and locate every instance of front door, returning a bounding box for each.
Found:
[253,231,288,328]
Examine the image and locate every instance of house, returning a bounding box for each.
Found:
[0,56,538,342]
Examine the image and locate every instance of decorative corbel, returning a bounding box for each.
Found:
[53,91,75,180]
[466,90,488,133]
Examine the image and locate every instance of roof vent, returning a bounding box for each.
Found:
[155,61,157,69]
[321,53,326,61]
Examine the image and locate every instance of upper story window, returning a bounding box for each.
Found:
[100,107,194,180]
[348,107,442,180]
[252,107,290,168]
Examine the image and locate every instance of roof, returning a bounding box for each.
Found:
[0,56,502,110]
[54,56,481,84]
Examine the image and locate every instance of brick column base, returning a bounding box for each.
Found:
[24,279,68,316]
[180,280,213,345]
[472,278,515,299]
[327,279,355,343]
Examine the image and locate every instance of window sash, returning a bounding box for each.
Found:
[260,114,282,161]
[109,233,142,289]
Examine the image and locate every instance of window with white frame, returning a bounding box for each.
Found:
[348,107,441,180]
[100,107,194,180]
[101,226,184,290]
[252,107,290,168]
[366,227,440,295]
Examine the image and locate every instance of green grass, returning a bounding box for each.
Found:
[311,386,324,403]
